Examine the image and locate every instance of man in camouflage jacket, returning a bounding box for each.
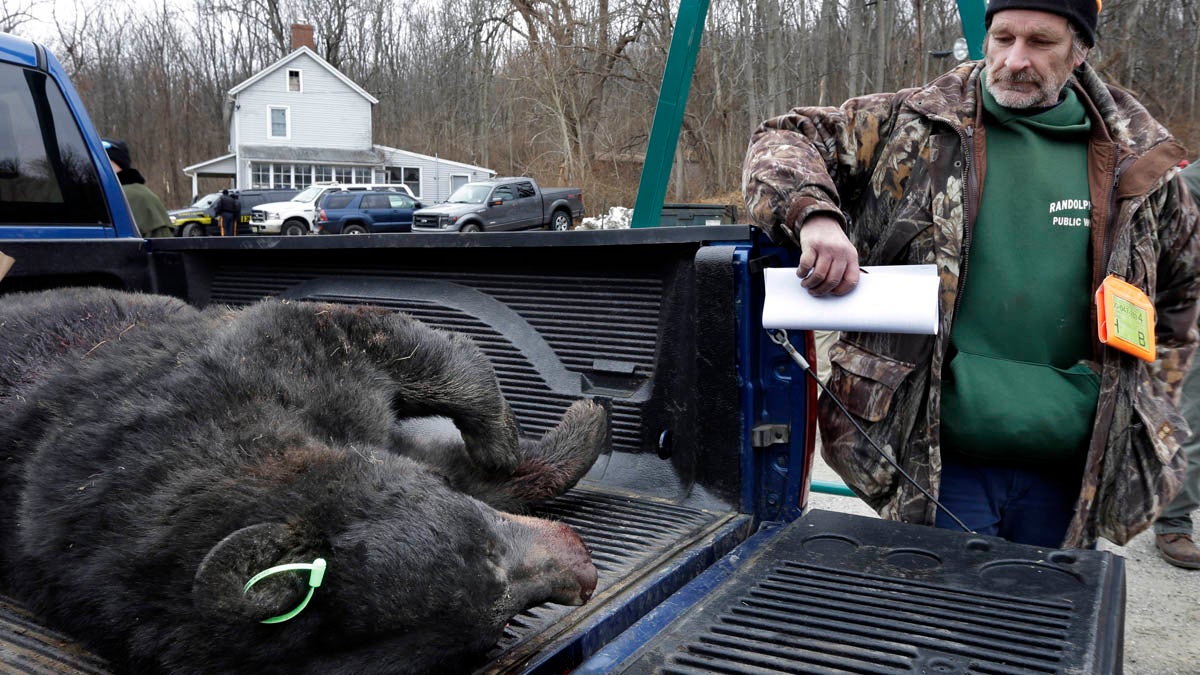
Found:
[743,7,1200,548]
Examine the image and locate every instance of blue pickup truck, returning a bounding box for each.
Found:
[0,31,1126,675]
[0,36,139,240]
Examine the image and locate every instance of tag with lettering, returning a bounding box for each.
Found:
[1095,275,1156,362]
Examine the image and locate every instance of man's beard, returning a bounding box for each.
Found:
[984,65,1066,109]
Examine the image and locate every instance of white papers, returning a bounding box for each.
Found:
[762,265,941,334]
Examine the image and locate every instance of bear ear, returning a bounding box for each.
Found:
[192,523,313,623]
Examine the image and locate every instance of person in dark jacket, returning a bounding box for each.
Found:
[1155,160,1200,569]
[743,0,1200,548]
[103,139,172,238]
[213,189,240,237]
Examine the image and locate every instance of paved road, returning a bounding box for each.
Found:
[807,455,1200,675]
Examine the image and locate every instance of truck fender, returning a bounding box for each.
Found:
[341,220,370,235]
[282,219,309,236]
[548,208,572,231]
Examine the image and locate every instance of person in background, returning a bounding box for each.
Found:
[103,139,172,238]
[743,0,1200,549]
[1155,159,1200,569]
[214,189,240,237]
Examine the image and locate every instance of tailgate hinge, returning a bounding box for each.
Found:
[751,424,789,448]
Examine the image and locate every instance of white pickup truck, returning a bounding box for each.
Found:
[249,181,415,235]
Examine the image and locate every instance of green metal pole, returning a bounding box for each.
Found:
[630,0,711,228]
[957,0,987,60]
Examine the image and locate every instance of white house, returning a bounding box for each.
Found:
[183,26,493,202]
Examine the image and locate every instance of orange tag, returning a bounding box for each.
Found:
[1095,275,1155,362]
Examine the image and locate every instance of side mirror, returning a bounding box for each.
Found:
[415,201,423,208]
[490,198,504,206]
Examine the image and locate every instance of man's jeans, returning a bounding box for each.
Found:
[1154,356,1200,536]
[933,453,1083,548]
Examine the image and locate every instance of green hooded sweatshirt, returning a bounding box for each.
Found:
[940,85,1100,464]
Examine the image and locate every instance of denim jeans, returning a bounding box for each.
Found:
[1154,354,1200,536]
[933,452,1084,548]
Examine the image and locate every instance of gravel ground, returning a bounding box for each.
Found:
[807,455,1200,674]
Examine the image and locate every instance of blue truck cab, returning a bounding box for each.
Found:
[0,33,138,239]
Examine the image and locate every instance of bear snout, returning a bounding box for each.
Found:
[500,513,598,606]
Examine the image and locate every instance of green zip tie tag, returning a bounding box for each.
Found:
[243,558,327,624]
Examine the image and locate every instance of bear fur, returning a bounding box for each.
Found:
[0,287,608,674]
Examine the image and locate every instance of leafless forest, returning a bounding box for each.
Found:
[4,0,1198,211]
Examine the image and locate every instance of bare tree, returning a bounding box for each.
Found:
[25,0,1199,211]
[0,0,40,33]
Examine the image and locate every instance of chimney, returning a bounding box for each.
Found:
[291,23,315,52]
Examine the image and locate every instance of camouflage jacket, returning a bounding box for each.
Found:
[743,61,1200,547]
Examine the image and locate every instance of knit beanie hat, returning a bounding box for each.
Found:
[102,138,132,171]
[985,0,1100,47]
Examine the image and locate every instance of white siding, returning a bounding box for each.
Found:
[376,147,494,203]
[234,54,372,150]
[204,49,493,192]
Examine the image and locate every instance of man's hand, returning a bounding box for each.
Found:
[797,215,859,296]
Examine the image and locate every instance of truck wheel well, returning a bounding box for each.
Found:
[550,209,572,231]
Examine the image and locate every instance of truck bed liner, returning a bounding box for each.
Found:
[584,510,1126,675]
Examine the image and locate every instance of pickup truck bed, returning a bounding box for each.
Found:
[1,226,764,674]
[1,226,1128,675]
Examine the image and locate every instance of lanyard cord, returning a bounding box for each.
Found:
[768,329,974,534]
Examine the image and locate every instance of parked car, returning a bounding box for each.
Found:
[315,190,424,234]
[251,182,416,235]
[167,193,219,236]
[176,189,299,236]
[411,177,583,233]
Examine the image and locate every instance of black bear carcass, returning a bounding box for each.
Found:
[0,287,608,674]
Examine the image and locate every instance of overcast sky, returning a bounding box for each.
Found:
[18,0,170,43]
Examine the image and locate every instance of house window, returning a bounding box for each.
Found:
[268,107,289,139]
[352,167,372,184]
[292,165,312,186]
[403,167,420,196]
[251,163,271,188]
[388,167,421,196]
[334,167,353,183]
[314,166,333,183]
[273,164,295,188]
[287,69,302,93]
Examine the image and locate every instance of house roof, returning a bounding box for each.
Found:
[184,146,494,174]
[183,153,236,174]
[374,145,495,175]
[240,145,383,164]
[227,46,378,104]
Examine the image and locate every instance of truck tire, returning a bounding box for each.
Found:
[282,219,308,236]
[181,222,204,237]
[342,223,368,235]
[460,223,482,233]
[550,210,572,231]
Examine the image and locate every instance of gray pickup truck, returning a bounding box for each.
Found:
[412,177,584,233]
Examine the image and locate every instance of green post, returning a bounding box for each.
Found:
[957,0,987,59]
[630,0,712,228]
